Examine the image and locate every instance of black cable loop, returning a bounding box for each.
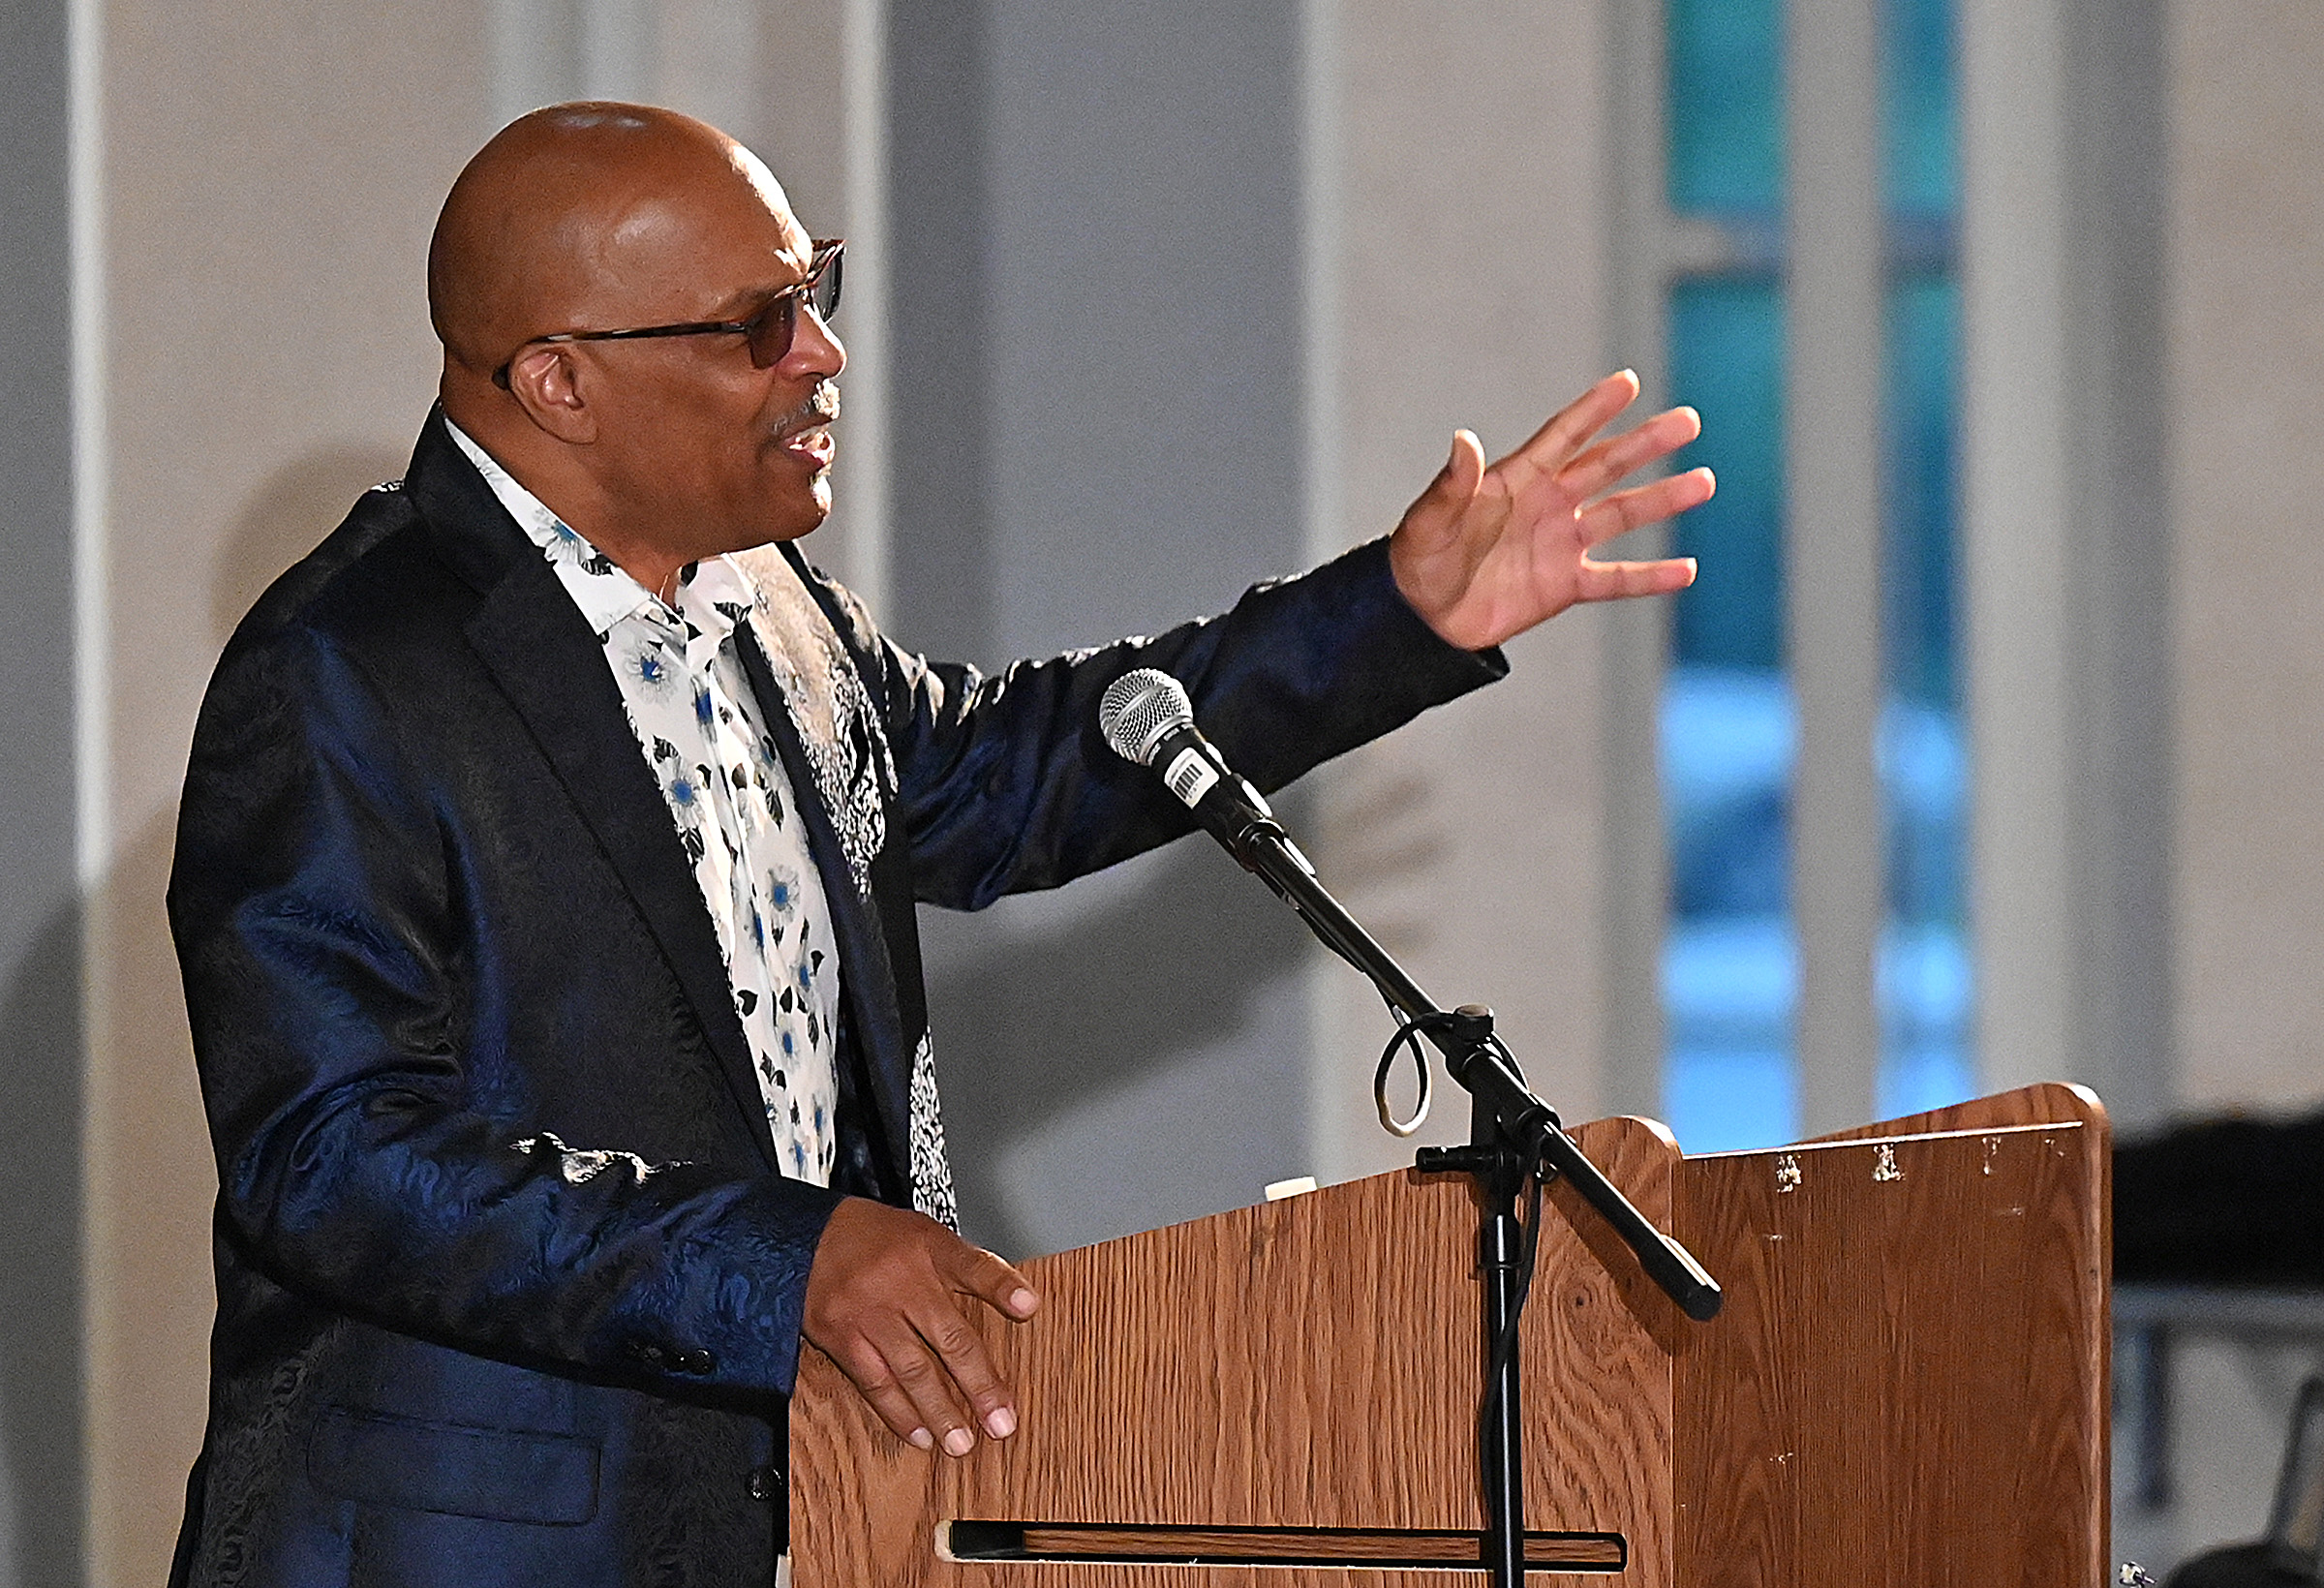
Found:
[1367,997,1553,1465]
[1371,1006,1450,1139]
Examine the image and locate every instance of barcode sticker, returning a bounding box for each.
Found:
[1163,747,1219,809]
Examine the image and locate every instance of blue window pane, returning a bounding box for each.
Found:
[1881,693,1967,928]
[1879,269,1972,1112]
[1877,920,1975,1117]
[1883,0,1958,216]
[1882,273,1959,709]
[1667,0,1784,217]
[1664,276,1791,1153]
[1664,1038,1800,1153]
[1663,668,1799,1152]
[1878,699,1972,1111]
[1668,278,1786,672]
[1666,666,1792,920]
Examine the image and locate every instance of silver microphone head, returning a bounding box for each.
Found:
[1098,668,1194,766]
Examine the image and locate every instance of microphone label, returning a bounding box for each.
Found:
[1163,747,1219,809]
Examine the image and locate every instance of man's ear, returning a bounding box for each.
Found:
[506,348,598,443]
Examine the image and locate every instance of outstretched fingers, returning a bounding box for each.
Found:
[1551,406,1704,508]
[898,1303,1003,1454]
[1575,466,1717,548]
[831,1331,941,1451]
[831,1289,1019,1453]
[1496,370,1643,489]
[1575,555,1698,603]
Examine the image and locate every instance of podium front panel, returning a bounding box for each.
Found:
[793,1117,1681,1587]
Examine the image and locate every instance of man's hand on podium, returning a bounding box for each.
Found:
[803,1198,1042,1456]
[1388,368,1714,652]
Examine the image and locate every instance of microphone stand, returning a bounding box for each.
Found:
[1214,811,1722,1588]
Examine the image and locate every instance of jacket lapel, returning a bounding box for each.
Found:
[733,624,915,1185]
[403,413,779,1175]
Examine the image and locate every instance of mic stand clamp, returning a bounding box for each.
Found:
[1415,1014,1552,1588]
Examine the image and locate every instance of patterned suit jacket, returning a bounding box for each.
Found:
[165,407,1503,1586]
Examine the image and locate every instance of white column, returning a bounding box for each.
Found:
[2169,0,2324,1118]
[832,0,892,617]
[1303,0,1619,1181]
[1597,0,1675,1120]
[1959,0,2074,1094]
[1786,0,1884,1133]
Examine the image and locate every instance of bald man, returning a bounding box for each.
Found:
[168,104,1708,1587]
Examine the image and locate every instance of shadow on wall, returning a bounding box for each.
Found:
[0,443,409,1588]
[0,897,85,1588]
[926,831,1315,1262]
[215,445,413,637]
[60,445,415,1587]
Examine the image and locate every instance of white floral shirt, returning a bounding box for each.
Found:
[448,423,840,1185]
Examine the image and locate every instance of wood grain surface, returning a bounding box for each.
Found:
[1673,1086,2111,1586]
[792,1088,2108,1587]
[793,1116,1676,1588]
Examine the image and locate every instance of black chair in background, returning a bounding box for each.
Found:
[2164,1375,2324,1586]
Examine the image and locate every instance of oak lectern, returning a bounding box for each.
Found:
[792,1083,2110,1585]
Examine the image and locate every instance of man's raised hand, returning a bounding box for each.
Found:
[802,1197,1040,1456]
[1388,370,1715,652]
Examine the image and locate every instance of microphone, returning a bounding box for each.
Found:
[1097,669,1314,877]
[1095,666,1725,1324]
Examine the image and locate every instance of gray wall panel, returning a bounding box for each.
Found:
[886,0,1311,1257]
[0,0,86,1581]
[885,0,997,668]
[984,0,1304,657]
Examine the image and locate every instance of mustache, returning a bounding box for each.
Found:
[776,382,840,432]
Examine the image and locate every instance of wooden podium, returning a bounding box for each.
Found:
[792,1084,2110,1585]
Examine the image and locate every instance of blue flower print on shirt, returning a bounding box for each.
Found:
[766,867,801,922]
[625,635,681,696]
[657,758,708,861]
[539,518,594,568]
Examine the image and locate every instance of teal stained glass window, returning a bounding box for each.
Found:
[1660,0,1973,1151]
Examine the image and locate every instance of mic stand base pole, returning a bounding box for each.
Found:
[1420,1103,1534,1588]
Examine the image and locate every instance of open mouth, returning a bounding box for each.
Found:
[776,389,841,472]
[780,422,836,471]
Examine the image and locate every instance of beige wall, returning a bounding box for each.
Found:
[86,3,493,1580]
[1307,0,1617,1182]
[2169,0,2324,1115]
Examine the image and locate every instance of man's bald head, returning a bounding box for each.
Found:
[428,103,801,378]
[424,103,845,592]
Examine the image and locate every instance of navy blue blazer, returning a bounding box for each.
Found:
[165,409,1503,1586]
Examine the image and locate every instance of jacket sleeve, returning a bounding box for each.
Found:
[168,618,841,1400]
[804,536,1509,911]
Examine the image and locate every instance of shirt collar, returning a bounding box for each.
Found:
[444,419,760,644]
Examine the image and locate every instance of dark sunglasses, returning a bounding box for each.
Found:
[490,238,842,391]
